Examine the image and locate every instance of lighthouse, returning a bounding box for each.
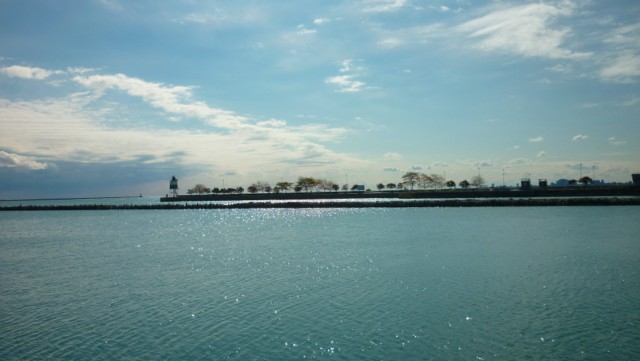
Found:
[169,176,179,197]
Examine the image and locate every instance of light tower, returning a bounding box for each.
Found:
[169,176,179,197]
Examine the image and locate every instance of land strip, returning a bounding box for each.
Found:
[2,197,639,211]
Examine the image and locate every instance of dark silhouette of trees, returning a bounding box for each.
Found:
[471,175,485,188]
[187,184,210,194]
[446,180,456,189]
[402,171,420,190]
[386,183,396,189]
[332,184,340,192]
[377,183,385,191]
[418,173,433,189]
[297,176,319,192]
[579,176,592,185]
[568,179,578,185]
[276,181,293,193]
[430,174,445,189]
[459,180,470,189]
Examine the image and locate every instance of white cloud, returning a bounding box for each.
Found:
[599,22,640,82]
[600,53,640,82]
[73,73,247,129]
[536,151,547,158]
[508,157,532,165]
[383,152,402,160]
[546,63,573,73]
[0,151,48,170]
[362,0,408,13]
[410,165,422,171]
[325,75,365,93]
[529,136,544,143]
[603,22,640,48]
[313,18,330,25]
[608,136,627,146]
[572,134,588,141]
[256,119,287,128]
[339,59,359,73]
[375,24,443,49]
[0,68,364,181]
[457,2,590,59]
[1,65,61,80]
[383,167,399,172]
[326,59,367,92]
[296,24,317,36]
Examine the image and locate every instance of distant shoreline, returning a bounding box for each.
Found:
[1,197,639,211]
[0,195,141,202]
[161,186,640,202]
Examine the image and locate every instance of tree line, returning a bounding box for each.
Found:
[184,173,595,195]
[185,173,488,195]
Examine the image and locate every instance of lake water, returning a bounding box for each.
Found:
[1,206,639,360]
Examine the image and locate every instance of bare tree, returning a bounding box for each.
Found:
[471,175,485,188]
[402,171,420,190]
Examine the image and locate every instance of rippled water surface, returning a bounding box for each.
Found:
[1,207,639,360]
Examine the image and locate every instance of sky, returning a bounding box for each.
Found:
[1,0,639,198]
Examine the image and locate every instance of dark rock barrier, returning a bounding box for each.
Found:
[161,186,640,202]
[2,197,639,211]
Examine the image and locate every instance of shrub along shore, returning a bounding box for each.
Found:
[1,197,639,211]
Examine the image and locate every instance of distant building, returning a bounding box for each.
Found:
[520,178,531,190]
[538,179,548,188]
[632,174,640,186]
[356,185,365,192]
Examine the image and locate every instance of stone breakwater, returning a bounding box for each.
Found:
[1,197,639,211]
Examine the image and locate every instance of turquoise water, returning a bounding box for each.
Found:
[1,207,639,360]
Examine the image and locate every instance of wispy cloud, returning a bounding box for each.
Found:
[457,2,590,59]
[537,151,547,158]
[361,0,408,13]
[0,150,48,170]
[376,23,443,49]
[608,136,627,146]
[600,53,640,83]
[313,18,330,25]
[599,22,640,82]
[529,136,544,143]
[73,73,247,129]
[0,66,363,179]
[383,167,399,172]
[325,59,367,92]
[572,134,588,141]
[383,152,402,160]
[1,65,62,80]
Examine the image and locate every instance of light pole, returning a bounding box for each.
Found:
[579,163,583,179]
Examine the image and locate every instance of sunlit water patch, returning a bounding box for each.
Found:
[1,207,639,359]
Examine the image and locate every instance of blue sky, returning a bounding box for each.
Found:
[1,0,639,198]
